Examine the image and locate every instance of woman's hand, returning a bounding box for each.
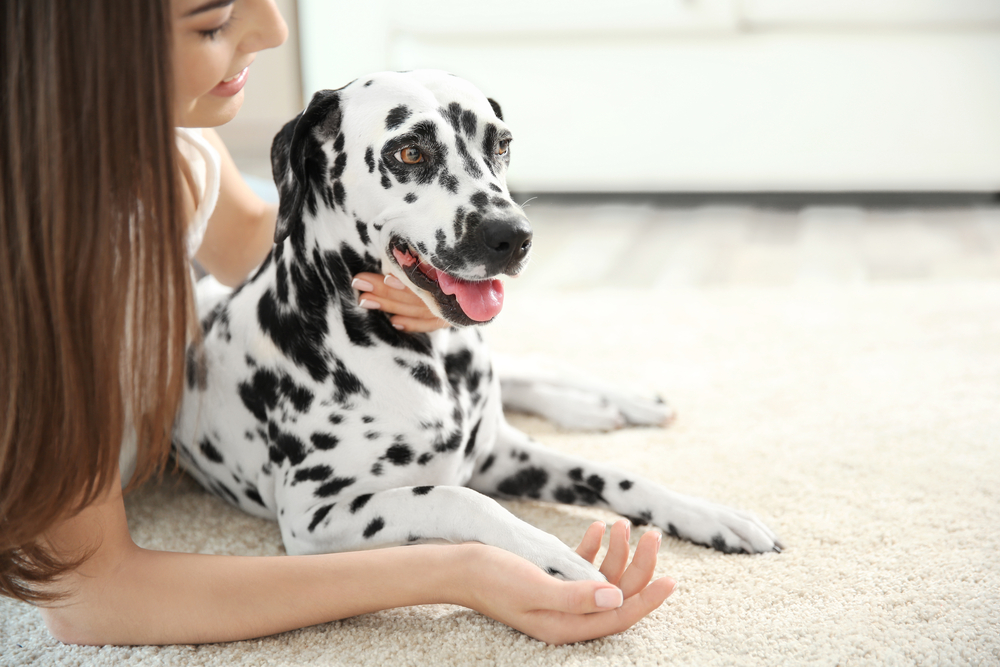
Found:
[352,272,450,333]
[455,520,676,645]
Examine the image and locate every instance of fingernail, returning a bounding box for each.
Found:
[392,323,405,331]
[595,588,623,609]
[626,521,631,541]
[352,278,375,292]
[655,530,662,548]
[359,299,381,310]
[384,274,406,290]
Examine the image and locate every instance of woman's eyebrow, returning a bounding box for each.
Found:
[184,0,236,17]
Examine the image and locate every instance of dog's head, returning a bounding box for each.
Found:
[270,70,531,327]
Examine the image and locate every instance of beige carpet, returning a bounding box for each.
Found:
[3,281,999,666]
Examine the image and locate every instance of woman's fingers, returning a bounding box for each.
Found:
[351,272,449,332]
[575,521,606,564]
[598,519,630,586]
[523,576,676,646]
[617,529,662,598]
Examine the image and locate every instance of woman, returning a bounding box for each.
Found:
[0,0,675,646]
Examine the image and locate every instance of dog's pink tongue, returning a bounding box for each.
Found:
[437,273,504,322]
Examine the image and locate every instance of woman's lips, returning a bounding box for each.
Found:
[209,66,249,97]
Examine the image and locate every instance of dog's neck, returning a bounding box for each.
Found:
[257,208,435,361]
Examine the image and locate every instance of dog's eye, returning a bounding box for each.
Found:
[496,139,510,156]
[395,147,424,164]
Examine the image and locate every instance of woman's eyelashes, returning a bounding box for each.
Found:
[197,12,235,41]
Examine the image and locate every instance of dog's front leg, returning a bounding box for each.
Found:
[276,484,605,581]
[469,421,782,554]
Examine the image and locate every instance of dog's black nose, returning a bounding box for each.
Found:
[479,216,532,273]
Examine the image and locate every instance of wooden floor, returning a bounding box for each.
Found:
[507,201,1000,291]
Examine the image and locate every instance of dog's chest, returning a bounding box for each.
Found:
[177,277,501,513]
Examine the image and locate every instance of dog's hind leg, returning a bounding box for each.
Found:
[468,420,782,554]
[493,352,674,431]
[276,484,605,581]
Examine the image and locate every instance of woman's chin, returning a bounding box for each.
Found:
[175,91,245,128]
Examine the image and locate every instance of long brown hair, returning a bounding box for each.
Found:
[0,0,191,602]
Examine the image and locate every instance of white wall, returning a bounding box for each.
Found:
[295,1,1000,192]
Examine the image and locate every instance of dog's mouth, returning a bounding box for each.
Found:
[388,237,503,326]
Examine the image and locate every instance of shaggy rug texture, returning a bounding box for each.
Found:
[3,282,999,666]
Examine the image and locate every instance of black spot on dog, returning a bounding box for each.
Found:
[479,454,495,474]
[279,375,314,412]
[245,354,258,367]
[350,493,373,513]
[331,359,370,404]
[518,452,529,462]
[371,462,384,476]
[315,475,356,498]
[274,432,307,466]
[625,510,653,527]
[568,467,584,482]
[257,288,330,382]
[364,79,374,87]
[545,567,562,578]
[275,261,289,303]
[455,136,483,179]
[711,534,746,554]
[404,193,418,204]
[489,183,502,193]
[433,430,463,453]
[554,487,576,504]
[490,197,510,209]
[410,363,442,391]
[331,152,347,179]
[381,174,392,189]
[362,415,375,424]
[364,146,375,172]
[309,504,334,532]
[333,180,346,209]
[412,486,434,496]
[199,438,224,464]
[406,534,421,543]
[294,465,333,484]
[497,467,549,499]
[439,171,459,194]
[363,517,385,538]
[333,132,345,153]
[245,487,266,507]
[442,102,462,132]
[417,453,433,465]
[385,105,411,130]
[238,368,281,422]
[470,191,489,210]
[355,219,371,245]
[464,418,482,457]
[365,431,381,440]
[444,350,473,392]
[329,414,344,425]
[620,480,633,491]
[667,523,680,539]
[385,443,414,466]
[185,346,208,391]
[460,109,477,138]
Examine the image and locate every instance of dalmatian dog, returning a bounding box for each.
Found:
[173,70,781,581]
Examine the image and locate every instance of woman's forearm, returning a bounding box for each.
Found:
[43,541,471,646]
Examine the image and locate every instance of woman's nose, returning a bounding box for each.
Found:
[240,0,289,54]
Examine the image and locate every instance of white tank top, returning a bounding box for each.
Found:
[175,127,221,259]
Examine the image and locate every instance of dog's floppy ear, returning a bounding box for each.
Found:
[487,98,503,121]
[270,89,343,245]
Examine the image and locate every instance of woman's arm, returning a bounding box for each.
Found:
[193,129,277,287]
[39,474,674,646]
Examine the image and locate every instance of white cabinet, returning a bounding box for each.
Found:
[298,0,1000,192]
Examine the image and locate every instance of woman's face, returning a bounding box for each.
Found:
[172,0,288,128]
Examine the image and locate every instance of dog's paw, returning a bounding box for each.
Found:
[500,521,606,581]
[607,391,675,428]
[659,498,783,554]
